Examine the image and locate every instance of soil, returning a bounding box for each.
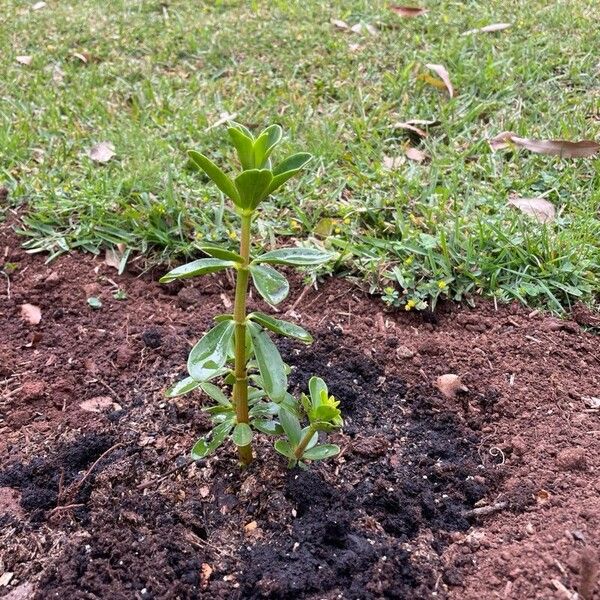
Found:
[1,216,599,600]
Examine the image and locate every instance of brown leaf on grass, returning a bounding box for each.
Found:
[436,374,468,399]
[488,131,514,150]
[462,23,511,35]
[424,63,454,97]
[392,122,428,137]
[330,18,349,30]
[350,22,379,36]
[405,147,428,163]
[508,197,556,223]
[200,564,213,589]
[16,55,33,66]
[383,155,405,170]
[389,5,428,17]
[21,303,42,325]
[70,51,92,64]
[489,132,600,157]
[88,142,115,163]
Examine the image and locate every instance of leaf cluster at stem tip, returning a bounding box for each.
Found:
[160,124,342,469]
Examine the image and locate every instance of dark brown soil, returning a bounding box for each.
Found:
[1,217,599,600]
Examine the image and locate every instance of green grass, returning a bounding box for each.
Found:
[1,0,599,312]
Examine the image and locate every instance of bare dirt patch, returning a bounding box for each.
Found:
[1,221,598,599]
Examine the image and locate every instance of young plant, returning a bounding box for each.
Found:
[161,124,342,467]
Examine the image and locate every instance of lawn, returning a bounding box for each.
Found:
[1,0,599,312]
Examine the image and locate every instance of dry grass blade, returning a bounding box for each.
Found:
[389,5,428,17]
[507,197,556,223]
[489,132,600,157]
[424,63,454,97]
[462,23,511,35]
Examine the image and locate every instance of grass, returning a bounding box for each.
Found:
[1,0,599,312]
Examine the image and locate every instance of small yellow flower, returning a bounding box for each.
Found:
[334,227,341,233]
[405,299,417,311]
[343,217,351,225]
[404,256,414,266]
[437,280,447,289]
[228,231,238,240]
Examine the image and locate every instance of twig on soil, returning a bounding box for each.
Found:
[48,503,85,517]
[61,442,124,505]
[137,458,194,490]
[1,271,10,300]
[463,501,508,519]
[291,284,312,310]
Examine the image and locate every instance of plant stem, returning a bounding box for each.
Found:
[233,213,253,465]
[294,425,317,460]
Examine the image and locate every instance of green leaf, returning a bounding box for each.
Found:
[188,150,241,205]
[234,169,273,211]
[300,426,319,450]
[191,421,233,459]
[87,296,102,309]
[253,247,334,267]
[274,439,295,459]
[253,124,283,168]
[267,152,312,194]
[302,444,340,461]
[199,382,230,405]
[248,312,312,343]
[251,419,283,435]
[160,258,236,283]
[248,322,287,402]
[228,126,255,169]
[279,406,302,447]
[188,321,235,381]
[165,376,202,398]
[232,423,253,446]
[199,245,244,263]
[309,376,328,408]
[249,264,289,305]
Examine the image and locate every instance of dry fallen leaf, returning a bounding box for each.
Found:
[0,572,14,587]
[200,564,213,589]
[16,55,33,66]
[71,51,89,63]
[350,22,379,36]
[405,146,428,163]
[508,197,556,223]
[206,111,238,131]
[88,141,115,163]
[330,18,349,30]
[32,1,47,9]
[436,374,468,399]
[392,121,428,137]
[424,63,454,97]
[582,396,600,409]
[389,5,428,17]
[244,520,258,533]
[462,23,511,35]
[79,396,121,412]
[104,243,127,271]
[383,155,405,170]
[488,132,600,158]
[21,303,42,325]
[536,489,550,504]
